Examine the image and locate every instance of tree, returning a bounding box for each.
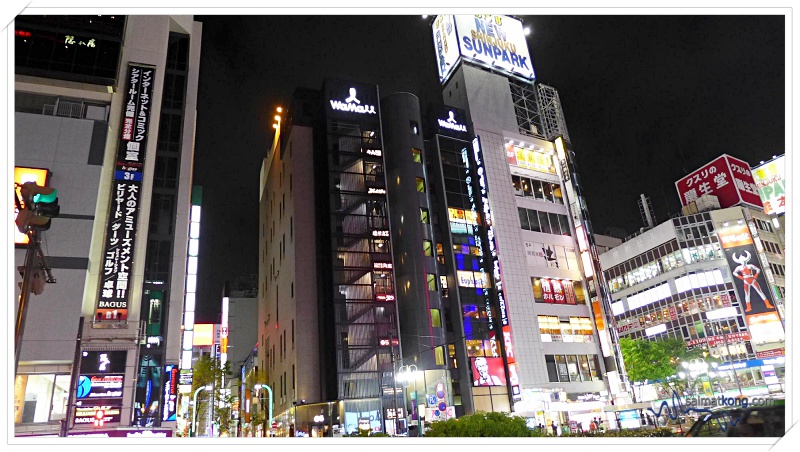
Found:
[619,337,716,399]
[191,355,233,437]
[242,369,269,436]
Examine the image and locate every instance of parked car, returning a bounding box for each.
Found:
[684,400,784,437]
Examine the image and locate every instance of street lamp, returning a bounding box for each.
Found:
[191,385,213,437]
[397,365,419,437]
[254,384,273,437]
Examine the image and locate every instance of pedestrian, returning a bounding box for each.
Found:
[551,421,557,436]
[590,419,597,432]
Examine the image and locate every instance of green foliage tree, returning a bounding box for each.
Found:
[424,411,546,437]
[620,337,718,400]
[242,369,269,436]
[191,355,233,436]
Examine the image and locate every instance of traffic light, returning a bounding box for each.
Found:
[16,182,60,233]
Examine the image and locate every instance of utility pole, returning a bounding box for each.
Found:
[60,316,84,437]
[14,181,60,374]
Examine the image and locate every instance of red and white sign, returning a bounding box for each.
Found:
[675,154,763,209]
[756,349,785,359]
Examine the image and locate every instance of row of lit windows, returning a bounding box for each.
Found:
[537,316,594,343]
[762,240,783,256]
[518,207,571,236]
[545,354,602,383]
[511,175,563,204]
[611,270,726,316]
[617,293,733,328]
[606,241,722,294]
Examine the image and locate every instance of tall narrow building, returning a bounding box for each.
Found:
[14,15,202,436]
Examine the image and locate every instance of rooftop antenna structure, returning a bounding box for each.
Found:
[638,193,657,230]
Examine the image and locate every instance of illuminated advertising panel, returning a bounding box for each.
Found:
[505,145,556,174]
[675,154,763,209]
[432,15,461,83]
[751,155,785,215]
[80,351,127,374]
[324,80,380,120]
[14,167,49,245]
[193,323,215,346]
[76,375,124,399]
[74,400,123,425]
[452,15,534,81]
[162,364,178,422]
[430,104,470,140]
[95,63,156,324]
[718,224,784,357]
[471,357,507,387]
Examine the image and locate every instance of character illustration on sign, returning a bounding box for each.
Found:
[731,250,774,312]
[345,87,360,104]
[98,353,111,371]
[473,357,503,386]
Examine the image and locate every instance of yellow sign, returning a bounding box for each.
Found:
[702,381,714,397]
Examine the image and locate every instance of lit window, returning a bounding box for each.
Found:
[416,177,426,193]
[427,273,437,291]
[431,309,442,328]
[410,121,419,135]
[412,148,422,163]
[423,240,433,257]
[435,346,445,365]
[420,208,429,224]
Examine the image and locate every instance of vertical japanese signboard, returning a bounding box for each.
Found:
[95,63,156,323]
[675,154,763,209]
[751,155,785,216]
[717,224,784,358]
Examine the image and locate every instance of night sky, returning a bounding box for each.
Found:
[191,14,785,323]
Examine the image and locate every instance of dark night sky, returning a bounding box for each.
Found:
[191,14,785,323]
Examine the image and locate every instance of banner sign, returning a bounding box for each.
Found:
[471,357,507,387]
[80,351,127,374]
[718,224,784,356]
[162,365,178,422]
[74,399,123,424]
[76,374,124,399]
[751,155,786,215]
[433,15,535,83]
[675,154,763,209]
[95,63,156,323]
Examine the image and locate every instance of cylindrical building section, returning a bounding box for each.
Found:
[381,93,447,371]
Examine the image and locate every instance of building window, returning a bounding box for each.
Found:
[431,309,442,328]
[410,121,419,135]
[420,208,429,224]
[427,273,438,291]
[416,177,426,193]
[435,346,445,366]
[412,148,422,163]
[14,374,70,424]
[423,240,433,257]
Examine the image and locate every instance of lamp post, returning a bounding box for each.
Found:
[191,385,213,437]
[254,384,273,437]
[397,365,419,437]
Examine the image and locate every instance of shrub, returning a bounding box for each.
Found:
[424,411,547,437]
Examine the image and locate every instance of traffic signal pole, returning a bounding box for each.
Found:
[15,231,40,374]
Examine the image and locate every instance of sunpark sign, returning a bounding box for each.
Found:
[329,87,377,115]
